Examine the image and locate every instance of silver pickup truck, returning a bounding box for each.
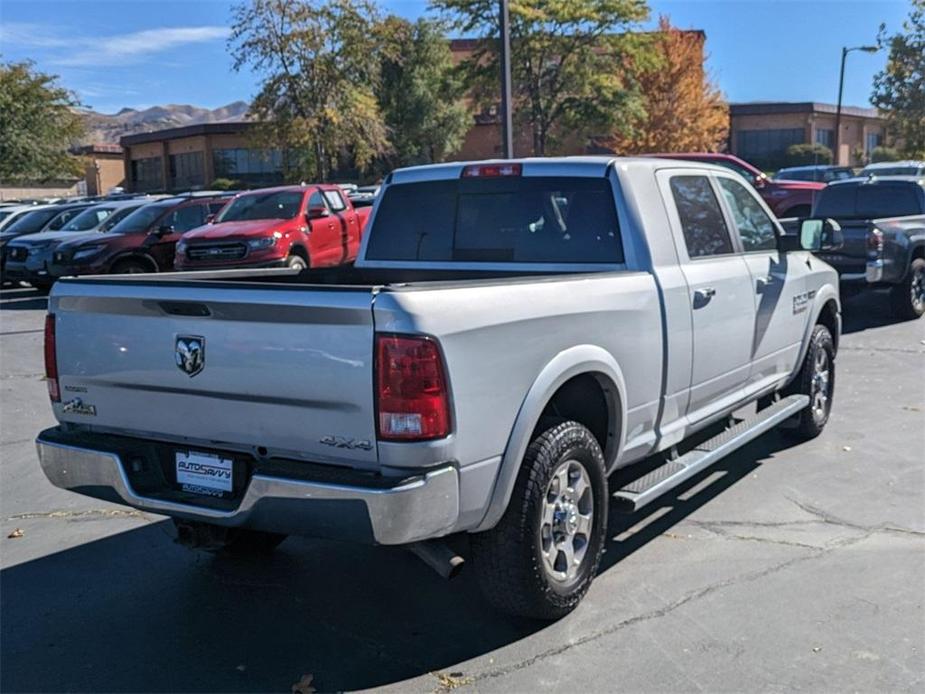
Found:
[37,157,842,619]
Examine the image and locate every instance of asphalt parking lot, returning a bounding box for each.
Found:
[1,285,923,693]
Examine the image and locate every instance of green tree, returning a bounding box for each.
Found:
[229,0,389,181]
[0,61,85,183]
[431,0,650,156]
[871,0,925,157]
[377,16,471,170]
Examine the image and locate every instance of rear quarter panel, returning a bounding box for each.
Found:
[373,272,663,528]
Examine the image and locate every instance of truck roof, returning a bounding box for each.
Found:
[828,175,925,188]
[388,156,736,185]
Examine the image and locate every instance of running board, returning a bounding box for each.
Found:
[612,394,809,513]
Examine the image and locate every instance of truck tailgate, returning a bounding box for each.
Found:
[50,279,379,467]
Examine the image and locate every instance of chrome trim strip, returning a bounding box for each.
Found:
[36,436,459,545]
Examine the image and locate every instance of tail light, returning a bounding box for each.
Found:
[44,314,60,402]
[461,163,522,178]
[867,228,884,257]
[376,334,450,441]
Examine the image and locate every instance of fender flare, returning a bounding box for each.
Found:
[109,251,159,273]
[787,282,840,387]
[473,344,628,532]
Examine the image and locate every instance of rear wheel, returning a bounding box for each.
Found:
[890,257,925,320]
[111,258,152,275]
[784,324,835,440]
[472,420,608,620]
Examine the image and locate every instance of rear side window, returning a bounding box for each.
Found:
[670,175,734,258]
[323,190,347,211]
[366,176,623,264]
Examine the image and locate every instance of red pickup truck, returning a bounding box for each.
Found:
[175,184,371,270]
[645,153,825,219]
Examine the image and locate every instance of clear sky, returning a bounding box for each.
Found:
[0,0,910,115]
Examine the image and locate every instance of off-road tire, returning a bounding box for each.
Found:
[783,324,835,440]
[890,257,925,320]
[471,420,608,620]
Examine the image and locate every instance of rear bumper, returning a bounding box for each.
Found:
[36,428,459,545]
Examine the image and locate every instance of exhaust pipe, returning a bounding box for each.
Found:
[408,540,465,579]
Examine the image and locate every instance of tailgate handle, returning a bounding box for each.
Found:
[159,301,211,317]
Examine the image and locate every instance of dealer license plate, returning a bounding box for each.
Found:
[175,450,233,497]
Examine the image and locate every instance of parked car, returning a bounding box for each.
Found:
[859,160,925,178]
[645,153,825,218]
[36,157,842,619]
[0,204,40,232]
[2,200,150,290]
[773,165,854,183]
[48,196,229,278]
[0,203,93,283]
[175,184,371,271]
[795,175,924,318]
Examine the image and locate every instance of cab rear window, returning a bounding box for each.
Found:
[366,177,623,263]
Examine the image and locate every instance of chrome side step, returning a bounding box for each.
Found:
[612,394,809,513]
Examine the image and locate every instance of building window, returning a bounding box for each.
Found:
[866,132,882,154]
[130,156,163,192]
[168,151,205,191]
[734,128,805,169]
[212,148,283,185]
[815,128,834,149]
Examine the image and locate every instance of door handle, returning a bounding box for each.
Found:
[693,287,716,307]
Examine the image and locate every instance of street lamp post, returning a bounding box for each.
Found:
[499,0,514,159]
[834,45,878,165]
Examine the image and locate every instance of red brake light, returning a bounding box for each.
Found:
[44,314,60,402]
[376,334,450,441]
[461,163,522,178]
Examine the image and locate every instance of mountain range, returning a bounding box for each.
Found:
[79,101,250,145]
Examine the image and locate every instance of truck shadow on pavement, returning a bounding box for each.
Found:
[840,289,911,334]
[1,432,801,693]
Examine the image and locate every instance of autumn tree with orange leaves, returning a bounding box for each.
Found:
[605,17,728,154]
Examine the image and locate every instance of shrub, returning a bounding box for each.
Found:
[209,178,240,190]
[869,146,902,163]
[784,143,833,166]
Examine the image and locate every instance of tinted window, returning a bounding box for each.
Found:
[717,177,777,251]
[166,205,204,232]
[218,191,304,222]
[108,204,170,233]
[99,205,141,232]
[814,184,923,219]
[4,208,61,234]
[366,177,623,264]
[670,176,734,258]
[62,207,114,231]
[307,191,326,210]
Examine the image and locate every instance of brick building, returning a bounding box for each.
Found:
[120,122,281,193]
[729,102,886,169]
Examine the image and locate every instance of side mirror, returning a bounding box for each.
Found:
[205,214,216,224]
[753,174,767,189]
[154,224,175,237]
[780,218,842,252]
[306,206,330,221]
